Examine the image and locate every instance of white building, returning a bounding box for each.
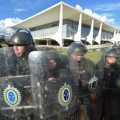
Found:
[13,1,120,47]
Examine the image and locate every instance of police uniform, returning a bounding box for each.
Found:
[67,42,98,120]
[96,48,120,120]
[95,60,104,120]
[41,51,80,120]
[76,58,96,120]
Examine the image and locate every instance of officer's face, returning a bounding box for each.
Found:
[13,45,26,57]
[71,54,84,62]
[49,59,57,69]
[106,56,117,64]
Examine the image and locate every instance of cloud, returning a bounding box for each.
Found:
[14,8,27,13]
[95,2,120,11]
[75,5,115,25]
[100,16,115,24]
[8,0,43,16]
[75,4,83,11]
[0,18,23,34]
[100,13,113,17]
[84,9,115,24]
[84,9,93,15]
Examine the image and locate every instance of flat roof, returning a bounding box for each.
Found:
[13,1,118,32]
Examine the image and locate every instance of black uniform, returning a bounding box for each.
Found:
[96,48,120,120]
[43,51,80,120]
[70,57,97,120]
[104,62,120,120]
[67,42,99,120]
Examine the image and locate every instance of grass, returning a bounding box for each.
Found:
[56,47,68,55]
[1,44,8,47]
[85,50,102,64]
[56,48,102,64]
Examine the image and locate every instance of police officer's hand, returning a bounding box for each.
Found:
[76,70,85,80]
[45,85,48,91]
[48,77,55,81]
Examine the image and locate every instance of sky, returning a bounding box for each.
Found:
[0,0,120,34]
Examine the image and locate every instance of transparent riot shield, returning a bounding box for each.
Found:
[0,47,34,119]
[68,42,104,120]
[29,50,80,120]
[101,46,120,120]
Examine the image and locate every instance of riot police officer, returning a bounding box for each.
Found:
[43,51,62,118]
[67,42,98,120]
[36,50,80,120]
[96,48,120,120]
[4,29,36,120]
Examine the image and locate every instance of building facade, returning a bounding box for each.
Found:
[13,2,120,47]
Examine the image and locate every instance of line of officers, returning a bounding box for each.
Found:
[0,28,120,120]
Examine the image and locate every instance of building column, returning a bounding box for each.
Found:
[50,3,63,47]
[86,18,94,45]
[47,40,51,45]
[113,29,116,40]
[58,3,63,46]
[47,40,48,46]
[74,13,82,42]
[94,22,102,44]
[110,29,116,44]
[118,31,120,42]
[116,30,119,40]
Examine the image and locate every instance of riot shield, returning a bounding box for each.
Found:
[68,42,104,120]
[29,50,80,120]
[0,47,34,119]
[101,46,120,119]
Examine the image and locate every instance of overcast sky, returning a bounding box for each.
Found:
[0,0,120,33]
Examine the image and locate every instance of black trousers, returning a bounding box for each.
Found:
[103,91,120,120]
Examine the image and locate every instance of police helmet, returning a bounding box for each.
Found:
[68,42,87,55]
[105,48,119,58]
[8,29,33,46]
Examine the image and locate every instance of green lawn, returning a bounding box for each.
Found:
[56,48,102,64]
[85,50,102,64]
